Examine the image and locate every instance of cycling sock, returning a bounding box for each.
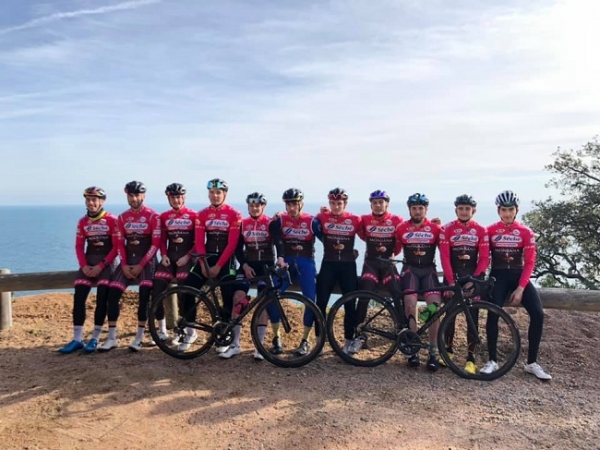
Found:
[92,325,102,340]
[73,325,83,342]
[428,342,438,356]
[158,319,167,334]
[135,326,145,340]
[108,326,117,340]
[302,326,311,341]
[233,325,241,347]
[271,322,281,337]
[257,325,267,343]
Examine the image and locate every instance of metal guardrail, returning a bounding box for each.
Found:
[1,269,599,330]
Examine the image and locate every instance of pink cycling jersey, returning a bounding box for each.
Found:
[117,205,161,267]
[75,212,119,268]
[439,219,489,282]
[159,206,196,261]
[195,204,242,269]
[359,212,403,259]
[317,211,362,262]
[487,220,536,288]
[278,212,317,258]
[395,218,445,268]
[240,215,275,262]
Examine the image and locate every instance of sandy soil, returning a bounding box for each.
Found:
[0,291,598,450]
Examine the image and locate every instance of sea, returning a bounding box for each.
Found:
[0,202,523,297]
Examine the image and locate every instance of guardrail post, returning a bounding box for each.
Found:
[0,269,12,330]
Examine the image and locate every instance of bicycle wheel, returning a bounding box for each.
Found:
[148,285,217,360]
[250,292,326,368]
[327,290,399,367]
[438,301,521,381]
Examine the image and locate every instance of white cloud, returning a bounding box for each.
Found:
[0,0,598,205]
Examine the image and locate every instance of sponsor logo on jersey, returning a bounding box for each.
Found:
[492,234,522,246]
[166,218,193,227]
[84,224,110,233]
[140,216,147,222]
[344,219,352,225]
[424,226,431,231]
[282,227,311,237]
[245,230,269,239]
[451,234,479,244]
[124,222,149,230]
[403,231,434,241]
[367,225,396,234]
[300,222,308,228]
[206,219,229,228]
[513,229,520,235]
[325,223,355,232]
[470,228,477,235]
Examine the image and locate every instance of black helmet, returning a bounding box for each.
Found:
[328,187,348,201]
[454,194,477,207]
[495,190,520,207]
[124,181,146,194]
[165,183,186,196]
[246,192,267,205]
[369,190,390,202]
[206,178,228,191]
[282,188,304,202]
[407,192,429,207]
[83,186,106,199]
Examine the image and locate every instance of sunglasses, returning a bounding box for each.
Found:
[207,181,227,190]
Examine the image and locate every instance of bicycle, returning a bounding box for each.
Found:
[326,257,521,380]
[148,254,326,368]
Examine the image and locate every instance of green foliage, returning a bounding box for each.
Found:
[522,138,600,290]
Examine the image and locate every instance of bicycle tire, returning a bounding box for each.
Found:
[438,301,521,381]
[250,292,326,368]
[148,285,218,360]
[327,290,400,367]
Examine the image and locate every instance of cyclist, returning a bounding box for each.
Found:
[316,188,362,354]
[151,183,196,344]
[100,181,161,352]
[351,190,403,354]
[482,190,551,380]
[58,187,119,354]
[179,178,242,352]
[395,193,445,371]
[438,194,489,374]
[219,192,284,360]
[271,188,322,355]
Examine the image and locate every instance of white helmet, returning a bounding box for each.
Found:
[495,190,520,207]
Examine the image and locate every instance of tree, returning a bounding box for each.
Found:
[522,138,600,290]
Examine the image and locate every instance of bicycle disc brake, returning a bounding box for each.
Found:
[212,321,234,346]
[397,330,421,356]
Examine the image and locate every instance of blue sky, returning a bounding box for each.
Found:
[0,0,598,208]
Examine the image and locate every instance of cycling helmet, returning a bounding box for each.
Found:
[83,186,106,199]
[206,178,228,191]
[246,192,267,205]
[495,190,520,207]
[165,183,186,196]
[282,188,304,202]
[454,194,477,207]
[369,190,390,202]
[124,181,146,194]
[407,193,429,207]
[328,187,348,201]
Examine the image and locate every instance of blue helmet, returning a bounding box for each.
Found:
[407,193,429,207]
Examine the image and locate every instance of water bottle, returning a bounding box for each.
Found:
[419,303,439,322]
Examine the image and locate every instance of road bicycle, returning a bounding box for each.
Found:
[326,258,521,380]
[148,254,326,368]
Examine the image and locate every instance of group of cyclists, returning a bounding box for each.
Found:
[58,178,552,381]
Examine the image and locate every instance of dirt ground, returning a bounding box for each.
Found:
[0,291,598,450]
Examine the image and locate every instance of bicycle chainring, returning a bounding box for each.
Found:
[397,329,422,356]
[212,321,234,346]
